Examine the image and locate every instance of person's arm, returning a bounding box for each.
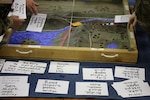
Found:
[128,11,137,28]
[26,0,39,14]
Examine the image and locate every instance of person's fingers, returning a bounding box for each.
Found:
[34,2,39,6]
[128,18,133,29]
[33,1,39,14]
[28,6,34,14]
[32,5,38,14]
[27,3,38,14]
[21,19,25,23]
[127,22,131,29]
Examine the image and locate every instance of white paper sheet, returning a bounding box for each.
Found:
[76,82,109,96]
[114,14,131,23]
[35,79,69,94]
[8,0,26,19]
[1,61,31,74]
[18,60,47,74]
[0,83,29,97]
[49,61,80,74]
[115,66,145,80]
[83,68,114,80]
[26,13,47,32]
[0,76,29,97]
[112,79,150,98]
[1,60,47,74]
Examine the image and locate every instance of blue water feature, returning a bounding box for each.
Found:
[107,43,118,49]
[9,18,114,46]
[9,26,70,46]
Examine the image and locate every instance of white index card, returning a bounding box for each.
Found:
[0,83,29,97]
[18,60,47,74]
[114,14,131,23]
[83,68,114,80]
[0,76,29,97]
[8,0,26,19]
[0,59,5,71]
[76,82,109,96]
[115,66,145,80]
[49,61,80,74]
[26,13,47,32]
[1,61,31,74]
[112,79,150,98]
[35,79,69,94]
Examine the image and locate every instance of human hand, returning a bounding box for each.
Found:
[128,12,137,28]
[10,16,25,30]
[26,0,39,15]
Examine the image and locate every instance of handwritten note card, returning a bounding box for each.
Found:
[35,79,69,94]
[83,68,114,80]
[49,61,80,74]
[76,82,109,96]
[0,76,29,97]
[18,60,47,74]
[1,61,31,74]
[26,13,47,32]
[112,79,150,98]
[114,14,131,23]
[115,66,145,80]
[1,61,47,74]
[8,0,26,19]
[0,59,5,71]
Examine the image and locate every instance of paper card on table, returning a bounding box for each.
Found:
[35,79,69,94]
[49,61,80,74]
[0,59,5,71]
[8,0,26,19]
[0,83,29,97]
[0,76,29,97]
[1,61,19,73]
[18,60,47,74]
[83,68,114,80]
[114,66,145,80]
[76,82,109,96]
[1,61,31,74]
[0,76,28,84]
[114,14,131,23]
[26,13,47,32]
[112,79,150,98]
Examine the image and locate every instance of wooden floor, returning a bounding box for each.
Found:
[0,98,114,100]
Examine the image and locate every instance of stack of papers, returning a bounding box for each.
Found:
[112,79,150,98]
[1,60,47,74]
[0,76,29,97]
[112,66,150,98]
